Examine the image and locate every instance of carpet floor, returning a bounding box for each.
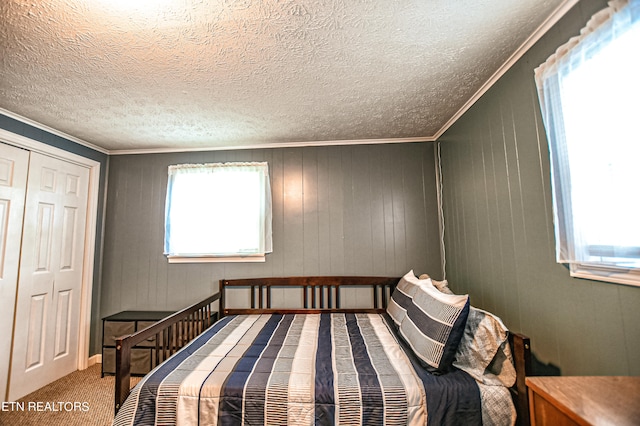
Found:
[0,364,140,426]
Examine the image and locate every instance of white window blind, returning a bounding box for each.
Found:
[164,162,272,261]
[535,0,640,286]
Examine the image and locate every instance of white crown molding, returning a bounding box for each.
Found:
[108,136,437,155]
[0,108,109,155]
[433,0,580,140]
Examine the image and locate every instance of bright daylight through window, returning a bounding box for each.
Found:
[164,162,272,262]
[535,0,640,286]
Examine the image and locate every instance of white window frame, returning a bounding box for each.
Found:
[164,161,272,263]
[535,0,640,287]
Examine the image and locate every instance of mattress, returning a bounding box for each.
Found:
[113,313,513,426]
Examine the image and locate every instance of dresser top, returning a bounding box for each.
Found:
[526,376,640,426]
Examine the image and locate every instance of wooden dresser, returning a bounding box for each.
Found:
[526,376,640,426]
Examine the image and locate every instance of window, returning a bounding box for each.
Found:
[164,162,272,262]
[535,0,640,286]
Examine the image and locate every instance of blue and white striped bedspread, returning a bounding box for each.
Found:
[113,313,487,426]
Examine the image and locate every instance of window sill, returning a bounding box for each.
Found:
[166,255,266,264]
[570,263,640,287]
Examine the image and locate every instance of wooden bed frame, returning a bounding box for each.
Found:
[114,276,532,425]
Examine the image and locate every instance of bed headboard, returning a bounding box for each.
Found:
[219,276,399,316]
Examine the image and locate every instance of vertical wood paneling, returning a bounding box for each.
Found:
[391,146,407,273]
[283,149,304,276]
[316,148,332,273]
[455,132,473,296]
[471,120,491,307]
[269,149,285,278]
[422,145,442,278]
[369,148,387,276]
[101,142,442,321]
[400,145,423,273]
[128,158,144,307]
[381,146,397,272]
[328,148,345,275]
[302,148,319,276]
[350,147,374,274]
[148,154,166,308]
[439,0,640,377]
[341,147,355,275]
[488,100,511,315]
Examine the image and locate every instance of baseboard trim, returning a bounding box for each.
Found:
[88,354,102,366]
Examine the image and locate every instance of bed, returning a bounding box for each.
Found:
[111,274,531,426]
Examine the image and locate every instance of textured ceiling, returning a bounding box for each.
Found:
[0,0,571,153]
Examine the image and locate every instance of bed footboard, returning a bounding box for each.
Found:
[114,292,220,414]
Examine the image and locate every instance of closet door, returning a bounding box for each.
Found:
[8,152,89,401]
[0,143,29,401]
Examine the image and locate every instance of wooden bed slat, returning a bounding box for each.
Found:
[220,276,398,315]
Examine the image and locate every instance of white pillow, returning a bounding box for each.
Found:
[418,274,453,294]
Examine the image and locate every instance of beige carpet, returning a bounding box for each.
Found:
[0,364,140,426]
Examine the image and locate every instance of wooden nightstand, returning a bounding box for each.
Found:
[102,310,174,377]
[526,376,640,426]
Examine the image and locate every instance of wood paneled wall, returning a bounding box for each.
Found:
[439,0,639,376]
[100,142,442,351]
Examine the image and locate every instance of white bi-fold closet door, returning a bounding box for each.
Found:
[0,142,90,401]
[0,143,29,403]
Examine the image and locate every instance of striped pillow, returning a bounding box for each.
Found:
[453,307,517,387]
[387,271,430,326]
[399,280,470,373]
